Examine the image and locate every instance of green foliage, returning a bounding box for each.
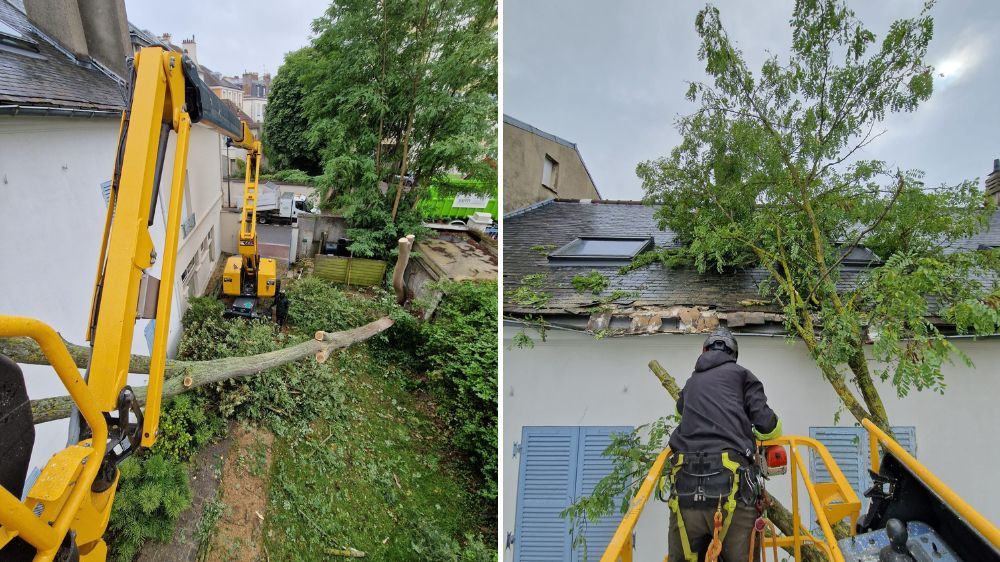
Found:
[261,168,322,186]
[419,281,499,500]
[285,276,371,335]
[562,418,675,558]
[530,244,556,256]
[637,0,1000,425]
[260,0,497,259]
[505,273,551,308]
[106,453,192,562]
[263,48,323,175]
[572,271,610,295]
[618,247,693,274]
[152,393,225,462]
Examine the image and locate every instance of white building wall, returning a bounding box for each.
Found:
[242,97,266,124]
[0,115,223,478]
[502,325,1000,561]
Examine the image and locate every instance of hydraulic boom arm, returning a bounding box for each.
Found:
[0,46,259,561]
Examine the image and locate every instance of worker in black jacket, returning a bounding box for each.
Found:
[666,327,781,562]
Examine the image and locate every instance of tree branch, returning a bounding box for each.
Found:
[21,318,394,424]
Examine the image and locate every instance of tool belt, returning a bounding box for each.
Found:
[660,451,762,562]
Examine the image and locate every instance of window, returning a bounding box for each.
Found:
[809,426,916,527]
[513,426,632,561]
[548,236,653,264]
[179,171,197,238]
[0,21,39,53]
[542,154,559,191]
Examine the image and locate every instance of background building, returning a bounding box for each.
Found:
[502,114,601,212]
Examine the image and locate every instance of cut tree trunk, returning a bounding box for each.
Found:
[649,360,833,561]
[4,317,393,424]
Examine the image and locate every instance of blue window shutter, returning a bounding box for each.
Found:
[100,180,112,206]
[515,427,578,562]
[573,426,632,562]
[887,426,916,459]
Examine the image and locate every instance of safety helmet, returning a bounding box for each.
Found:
[703,326,738,359]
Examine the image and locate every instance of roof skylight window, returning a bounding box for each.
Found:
[548,236,653,264]
[0,20,39,53]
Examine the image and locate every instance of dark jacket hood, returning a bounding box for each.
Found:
[694,349,736,372]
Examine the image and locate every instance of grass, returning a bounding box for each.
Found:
[263,346,492,561]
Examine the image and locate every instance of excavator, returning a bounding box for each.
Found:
[0,46,266,561]
[599,420,1000,561]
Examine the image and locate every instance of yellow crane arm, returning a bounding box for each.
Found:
[0,46,259,561]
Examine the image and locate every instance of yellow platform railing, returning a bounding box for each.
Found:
[0,317,108,561]
[600,436,863,562]
[864,419,1000,549]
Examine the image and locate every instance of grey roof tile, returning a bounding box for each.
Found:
[504,200,1000,316]
[0,0,125,112]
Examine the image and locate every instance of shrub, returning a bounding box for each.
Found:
[419,281,498,500]
[153,393,225,462]
[260,168,321,186]
[106,453,192,562]
[284,277,370,335]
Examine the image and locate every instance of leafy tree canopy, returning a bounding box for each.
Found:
[637,0,1000,431]
[265,0,497,258]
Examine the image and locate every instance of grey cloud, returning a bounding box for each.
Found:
[504,0,1000,199]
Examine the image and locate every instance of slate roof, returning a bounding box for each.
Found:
[503,199,1000,322]
[0,0,125,112]
[503,199,773,316]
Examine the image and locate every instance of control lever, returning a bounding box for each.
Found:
[879,518,916,562]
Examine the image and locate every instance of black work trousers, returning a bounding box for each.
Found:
[667,503,760,562]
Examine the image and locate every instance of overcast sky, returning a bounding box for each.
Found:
[124,0,328,77]
[504,0,1000,200]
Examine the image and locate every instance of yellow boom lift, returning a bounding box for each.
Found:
[0,46,263,561]
[221,142,277,319]
[599,425,1000,561]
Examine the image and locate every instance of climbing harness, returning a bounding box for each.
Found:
[664,452,745,562]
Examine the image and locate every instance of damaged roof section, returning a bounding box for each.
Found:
[504,199,1000,336]
[503,199,781,335]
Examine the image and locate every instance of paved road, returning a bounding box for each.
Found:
[256,223,291,245]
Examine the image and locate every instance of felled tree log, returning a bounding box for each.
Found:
[649,360,832,561]
[5,317,393,424]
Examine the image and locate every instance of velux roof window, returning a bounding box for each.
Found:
[0,21,39,53]
[548,236,653,264]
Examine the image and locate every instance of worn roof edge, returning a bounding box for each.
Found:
[503,197,555,219]
[502,114,603,200]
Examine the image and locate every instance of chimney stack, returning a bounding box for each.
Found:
[77,0,132,77]
[181,35,197,64]
[26,0,132,77]
[987,159,1000,207]
[24,0,90,61]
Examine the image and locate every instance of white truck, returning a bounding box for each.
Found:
[240,181,308,225]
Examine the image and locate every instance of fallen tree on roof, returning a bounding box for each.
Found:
[0,317,394,424]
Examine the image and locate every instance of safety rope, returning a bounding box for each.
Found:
[704,501,724,562]
[748,516,780,561]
